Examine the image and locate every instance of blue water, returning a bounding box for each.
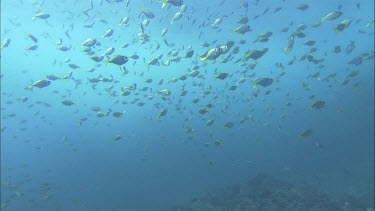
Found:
[1,0,374,210]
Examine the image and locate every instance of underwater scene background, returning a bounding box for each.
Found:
[1,0,374,210]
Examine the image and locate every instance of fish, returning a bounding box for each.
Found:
[237,16,249,24]
[140,10,155,19]
[26,44,38,50]
[304,40,316,46]
[274,7,282,13]
[296,4,308,11]
[81,38,97,47]
[205,120,214,127]
[321,11,342,22]
[216,72,228,80]
[161,28,168,37]
[57,45,71,51]
[101,29,114,38]
[171,12,183,24]
[346,41,355,54]
[46,75,61,80]
[162,0,183,8]
[156,89,171,96]
[119,17,129,26]
[25,33,38,43]
[158,108,168,119]
[243,48,268,61]
[32,13,50,21]
[147,58,159,66]
[184,49,194,58]
[198,107,209,114]
[112,135,122,142]
[0,38,10,48]
[105,55,129,65]
[200,48,222,62]
[180,4,187,13]
[232,24,252,34]
[335,18,352,32]
[299,129,313,137]
[283,36,294,53]
[310,100,325,110]
[253,77,273,87]
[62,100,74,106]
[69,64,80,69]
[212,18,222,28]
[91,55,105,62]
[103,47,115,56]
[223,122,234,128]
[348,56,363,66]
[26,80,51,89]
[333,45,341,53]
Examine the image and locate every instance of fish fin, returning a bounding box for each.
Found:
[104,60,110,66]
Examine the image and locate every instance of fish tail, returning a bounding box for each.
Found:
[161,0,167,8]
[32,16,36,21]
[25,84,33,91]
[200,57,207,63]
[282,47,290,54]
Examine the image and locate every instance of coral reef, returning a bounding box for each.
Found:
[171,174,370,211]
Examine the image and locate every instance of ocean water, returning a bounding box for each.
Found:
[0,0,374,210]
